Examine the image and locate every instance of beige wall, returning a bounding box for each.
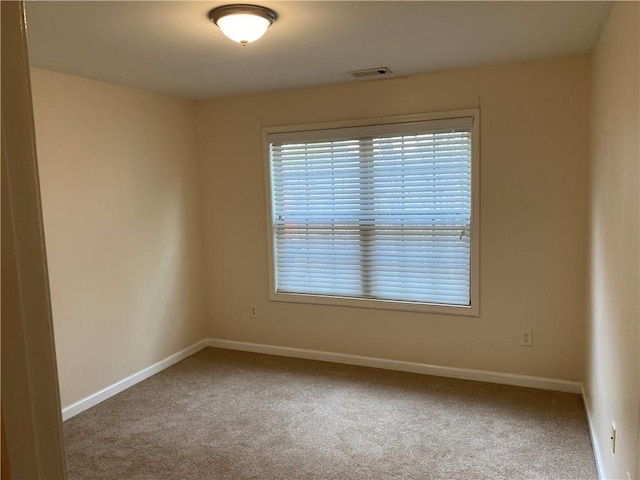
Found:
[585,2,640,479]
[30,68,207,407]
[197,55,590,381]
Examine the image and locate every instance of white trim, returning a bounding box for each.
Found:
[582,385,605,480]
[61,337,584,423]
[206,338,581,394]
[262,109,479,135]
[262,108,481,317]
[61,339,208,421]
[266,292,479,317]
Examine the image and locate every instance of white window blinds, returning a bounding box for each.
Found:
[267,115,474,308]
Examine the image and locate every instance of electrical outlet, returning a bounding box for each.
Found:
[249,305,258,318]
[611,423,616,454]
[520,329,533,347]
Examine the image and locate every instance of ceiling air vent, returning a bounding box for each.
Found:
[349,67,393,78]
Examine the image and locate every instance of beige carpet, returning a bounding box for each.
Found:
[64,348,597,479]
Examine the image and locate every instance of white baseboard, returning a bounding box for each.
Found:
[61,339,208,421]
[582,385,605,480]
[62,337,583,421]
[206,338,582,394]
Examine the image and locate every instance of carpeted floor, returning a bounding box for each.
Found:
[64,347,597,479]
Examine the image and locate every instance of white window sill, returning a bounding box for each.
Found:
[269,291,479,317]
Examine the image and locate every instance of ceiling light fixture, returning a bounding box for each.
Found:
[208,4,278,46]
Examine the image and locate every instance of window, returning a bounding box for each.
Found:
[264,110,479,315]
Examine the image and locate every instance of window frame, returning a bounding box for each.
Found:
[263,109,480,316]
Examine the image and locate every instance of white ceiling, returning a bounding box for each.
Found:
[25,1,612,100]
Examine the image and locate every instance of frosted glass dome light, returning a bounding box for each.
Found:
[208,5,278,46]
